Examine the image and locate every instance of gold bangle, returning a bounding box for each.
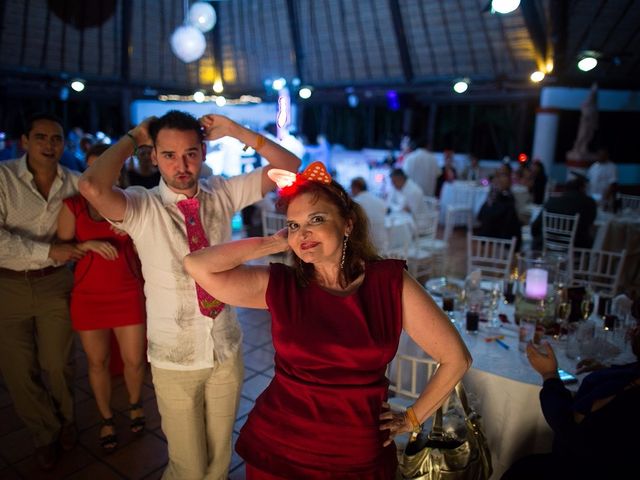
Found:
[406,406,422,442]
[243,133,266,152]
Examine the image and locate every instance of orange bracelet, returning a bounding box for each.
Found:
[406,406,422,441]
[243,133,266,152]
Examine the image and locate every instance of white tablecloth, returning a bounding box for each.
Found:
[439,181,488,224]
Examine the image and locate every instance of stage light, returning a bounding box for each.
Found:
[578,56,598,72]
[299,87,312,99]
[272,78,287,91]
[193,91,205,103]
[453,80,469,94]
[530,71,545,82]
[491,0,520,14]
[215,96,226,107]
[213,79,224,93]
[70,80,85,92]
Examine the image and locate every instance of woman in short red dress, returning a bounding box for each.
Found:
[185,163,472,479]
[57,145,146,451]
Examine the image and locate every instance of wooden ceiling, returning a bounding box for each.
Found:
[0,0,639,104]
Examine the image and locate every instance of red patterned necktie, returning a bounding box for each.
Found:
[176,198,225,319]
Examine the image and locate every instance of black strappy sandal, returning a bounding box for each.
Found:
[129,402,146,434]
[99,417,118,452]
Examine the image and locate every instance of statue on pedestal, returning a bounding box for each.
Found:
[567,83,599,162]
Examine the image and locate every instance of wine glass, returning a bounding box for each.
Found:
[581,288,595,321]
[556,300,572,339]
[488,281,502,329]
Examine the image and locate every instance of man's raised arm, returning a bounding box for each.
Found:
[79,119,154,221]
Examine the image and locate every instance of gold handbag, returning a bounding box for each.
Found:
[398,382,492,480]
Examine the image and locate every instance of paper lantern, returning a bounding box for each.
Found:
[189,2,217,32]
[170,25,206,63]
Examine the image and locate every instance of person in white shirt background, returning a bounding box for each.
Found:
[587,148,618,201]
[79,110,300,480]
[0,112,85,471]
[387,168,425,215]
[350,176,387,250]
[401,137,439,197]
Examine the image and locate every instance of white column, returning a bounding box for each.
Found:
[531,107,559,174]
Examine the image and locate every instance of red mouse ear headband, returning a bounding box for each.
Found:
[267,161,332,189]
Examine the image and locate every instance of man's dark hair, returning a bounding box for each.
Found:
[85,143,110,160]
[390,168,407,179]
[24,112,63,136]
[351,177,368,191]
[148,110,203,144]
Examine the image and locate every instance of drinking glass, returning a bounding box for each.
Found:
[581,289,595,320]
[555,301,571,339]
[487,281,502,329]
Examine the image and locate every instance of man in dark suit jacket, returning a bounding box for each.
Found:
[531,172,597,250]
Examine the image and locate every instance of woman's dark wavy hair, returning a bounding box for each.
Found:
[276,178,381,288]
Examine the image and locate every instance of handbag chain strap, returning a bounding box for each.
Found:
[429,381,475,440]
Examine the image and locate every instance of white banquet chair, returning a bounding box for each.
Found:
[571,248,627,298]
[541,211,579,256]
[618,193,640,212]
[467,234,516,281]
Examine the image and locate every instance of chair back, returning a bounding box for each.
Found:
[571,248,627,298]
[467,234,516,281]
[387,354,439,401]
[542,211,579,255]
[423,195,440,211]
[381,220,412,260]
[618,194,640,212]
[414,208,439,240]
[261,210,287,236]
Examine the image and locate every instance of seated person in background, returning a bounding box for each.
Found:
[125,143,160,188]
[476,163,521,250]
[501,328,640,480]
[387,168,424,215]
[461,153,481,182]
[350,176,387,250]
[587,148,617,201]
[435,149,458,197]
[531,171,597,250]
[529,159,547,205]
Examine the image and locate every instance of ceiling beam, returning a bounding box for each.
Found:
[520,0,548,69]
[548,0,568,75]
[387,0,414,83]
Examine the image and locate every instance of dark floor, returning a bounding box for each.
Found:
[0,228,467,480]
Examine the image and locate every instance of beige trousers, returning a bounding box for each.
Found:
[152,348,244,480]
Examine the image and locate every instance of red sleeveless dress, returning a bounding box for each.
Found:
[64,195,145,330]
[236,259,405,479]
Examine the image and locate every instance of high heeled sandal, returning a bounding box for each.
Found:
[99,417,118,452]
[129,402,146,434]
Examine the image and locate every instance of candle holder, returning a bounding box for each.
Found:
[514,251,564,330]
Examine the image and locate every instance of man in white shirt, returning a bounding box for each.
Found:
[350,177,387,250]
[587,148,618,200]
[387,168,425,215]
[402,138,439,197]
[79,111,299,480]
[0,113,85,471]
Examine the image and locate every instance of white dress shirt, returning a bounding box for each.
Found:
[587,162,617,198]
[402,148,439,197]
[387,178,424,216]
[113,169,263,371]
[353,190,387,250]
[0,155,79,270]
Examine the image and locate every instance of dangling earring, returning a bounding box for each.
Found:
[340,234,349,270]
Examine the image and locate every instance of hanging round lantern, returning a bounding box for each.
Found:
[189,2,217,32]
[170,25,206,63]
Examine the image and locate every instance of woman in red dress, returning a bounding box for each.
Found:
[184,163,472,479]
[57,144,146,451]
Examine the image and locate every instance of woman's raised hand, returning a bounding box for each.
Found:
[80,240,119,261]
